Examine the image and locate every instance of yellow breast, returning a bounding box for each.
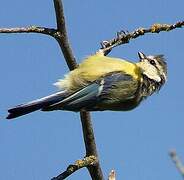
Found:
[55,54,141,91]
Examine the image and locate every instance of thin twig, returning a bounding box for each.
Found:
[51,156,98,180]
[100,21,184,55]
[53,0,77,70]
[0,26,57,37]
[169,150,184,178]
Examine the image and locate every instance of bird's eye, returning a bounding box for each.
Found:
[150,60,156,66]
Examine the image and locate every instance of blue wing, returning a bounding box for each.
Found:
[42,81,101,111]
[42,72,136,111]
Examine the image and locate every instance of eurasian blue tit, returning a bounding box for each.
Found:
[7,51,167,119]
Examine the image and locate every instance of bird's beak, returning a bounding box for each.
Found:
[138,52,146,61]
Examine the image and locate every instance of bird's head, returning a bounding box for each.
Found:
[137,52,167,86]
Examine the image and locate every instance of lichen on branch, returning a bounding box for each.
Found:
[52,156,98,180]
[99,21,184,55]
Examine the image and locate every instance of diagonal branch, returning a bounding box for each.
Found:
[51,156,98,180]
[53,0,77,70]
[99,21,184,55]
[169,150,184,178]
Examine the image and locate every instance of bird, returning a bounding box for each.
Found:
[6,51,167,119]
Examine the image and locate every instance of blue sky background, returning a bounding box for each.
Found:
[0,0,184,180]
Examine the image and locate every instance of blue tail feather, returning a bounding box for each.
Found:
[7,91,66,119]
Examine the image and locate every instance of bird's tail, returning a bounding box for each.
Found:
[6,91,67,119]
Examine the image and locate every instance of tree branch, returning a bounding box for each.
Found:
[53,0,77,70]
[169,150,184,178]
[99,21,184,55]
[0,26,57,37]
[51,156,98,180]
[80,110,104,180]
[52,0,104,180]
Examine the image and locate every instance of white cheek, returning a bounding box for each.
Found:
[149,74,161,82]
[155,76,161,82]
[143,72,161,82]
